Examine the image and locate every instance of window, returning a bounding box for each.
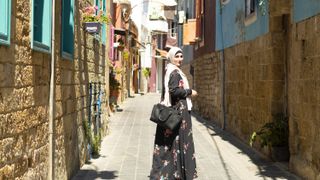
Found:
[102,0,107,45]
[168,21,176,38]
[32,0,52,53]
[195,0,204,46]
[221,0,231,5]
[244,0,257,26]
[245,0,256,17]
[96,0,107,45]
[0,0,11,45]
[61,0,74,60]
[109,25,114,60]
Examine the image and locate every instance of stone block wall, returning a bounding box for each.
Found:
[187,0,320,179]
[191,30,286,141]
[191,26,287,153]
[222,32,286,142]
[185,53,223,126]
[288,14,320,179]
[0,0,109,179]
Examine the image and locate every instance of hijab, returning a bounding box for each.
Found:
[167,47,183,63]
[161,47,193,110]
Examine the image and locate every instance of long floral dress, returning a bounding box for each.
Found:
[150,70,197,180]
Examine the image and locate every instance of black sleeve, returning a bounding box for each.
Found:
[168,70,192,98]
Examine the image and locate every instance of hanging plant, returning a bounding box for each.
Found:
[258,0,267,16]
[82,5,111,24]
[82,5,111,34]
[142,68,151,78]
[123,49,130,60]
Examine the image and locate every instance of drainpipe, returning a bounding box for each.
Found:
[219,2,227,130]
[48,0,56,179]
[221,51,226,130]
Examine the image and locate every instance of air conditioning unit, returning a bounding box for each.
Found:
[178,11,185,24]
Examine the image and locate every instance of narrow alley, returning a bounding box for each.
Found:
[72,93,299,180]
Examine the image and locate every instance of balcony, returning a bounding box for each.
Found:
[183,19,197,45]
[148,19,168,33]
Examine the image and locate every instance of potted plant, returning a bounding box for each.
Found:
[249,114,289,161]
[109,74,121,97]
[82,5,111,34]
[123,49,130,60]
[142,68,151,79]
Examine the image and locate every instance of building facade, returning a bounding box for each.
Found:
[289,0,320,178]
[112,0,143,106]
[0,0,112,179]
[177,0,320,179]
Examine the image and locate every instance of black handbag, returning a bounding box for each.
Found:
[150,103,182,130]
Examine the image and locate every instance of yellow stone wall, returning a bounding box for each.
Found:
[0,0,110,179]
[182,53,223,126]
[191,1,320,179]
[289,14,320,180]
[191,31,286,142]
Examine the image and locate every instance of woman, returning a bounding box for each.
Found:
[150,47,198,179]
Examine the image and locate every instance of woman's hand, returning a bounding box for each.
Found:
[191,89,198,97]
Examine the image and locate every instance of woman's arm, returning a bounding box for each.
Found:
[168,70,192,98]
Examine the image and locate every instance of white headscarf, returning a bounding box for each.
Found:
[167,47,183,62]
[161,47,193,110]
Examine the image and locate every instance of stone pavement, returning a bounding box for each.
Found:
[72,93,300,180]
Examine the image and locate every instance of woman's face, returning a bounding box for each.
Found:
[172,52,183,67]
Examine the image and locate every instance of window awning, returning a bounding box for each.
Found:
[162,0,177,6]
[114,28,126,35]
[156,48,168,58]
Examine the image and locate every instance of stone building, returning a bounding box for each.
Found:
[111,1,139,107]
[0,0,112,179]
[288,1,320,179]
[179,0,320,179]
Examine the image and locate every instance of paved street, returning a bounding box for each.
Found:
[72,93,300,180]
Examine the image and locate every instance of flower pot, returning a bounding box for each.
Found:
[84,22,101,34]
[111,89,119,97]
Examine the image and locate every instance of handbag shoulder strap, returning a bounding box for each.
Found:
[160,69,166,102]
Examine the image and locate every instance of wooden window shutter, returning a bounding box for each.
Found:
[61,0,75,59]
[183,19,196,45]
[109,25,114,60]
[101,0,107,45]
[32,0,52,52]
[196,0,201,38]
[0,0,11,45]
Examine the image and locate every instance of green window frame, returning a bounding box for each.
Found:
[0,0,11,45]
[61,0,75,60]
[31,0,52,53]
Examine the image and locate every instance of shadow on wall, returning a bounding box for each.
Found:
[57,37,80,180]
[93,38,101,74]
[59,0,92,179]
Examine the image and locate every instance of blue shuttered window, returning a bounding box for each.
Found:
[32,0,52,53]
[0,0,11,45]
[61,0,75,60]
[102,0,106,45]
[96,0,107,45]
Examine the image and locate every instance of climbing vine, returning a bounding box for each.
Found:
[83,119,101,157]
